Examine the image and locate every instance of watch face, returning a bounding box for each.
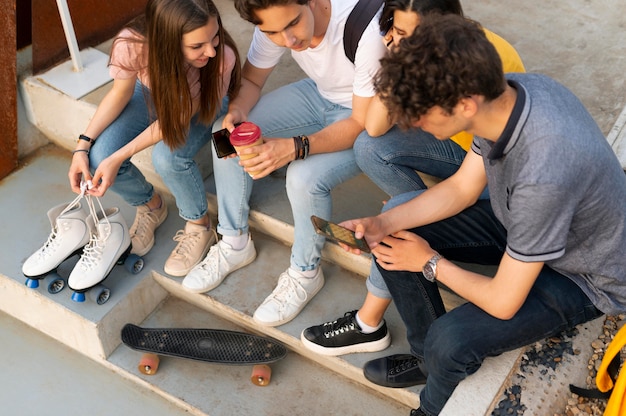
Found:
[423,264,435,282]
[423,254,440,282]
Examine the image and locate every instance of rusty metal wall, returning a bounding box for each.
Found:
[32,0,146,74]
[1,0,17,180]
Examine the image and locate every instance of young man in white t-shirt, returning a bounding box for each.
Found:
[182,0,388,327]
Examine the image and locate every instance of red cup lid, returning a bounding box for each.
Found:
[229,122,261,146]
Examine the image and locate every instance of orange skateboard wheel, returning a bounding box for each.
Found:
[138,353,160,375]
[251,364,271,386]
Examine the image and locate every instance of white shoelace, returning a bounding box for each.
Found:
[35,184,88,259]
[197,243,221,273]
[323,313,357,338]
[271,273,308,308]
[76,181,110,271]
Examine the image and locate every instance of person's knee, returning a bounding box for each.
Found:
[423,318,469,375]
[286,162,316,195]
[88,144,109,172]
[151,144,178,175]
[354,131,382,171]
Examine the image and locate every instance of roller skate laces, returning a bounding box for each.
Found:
[68,181,131,291]
[22,183,92,277]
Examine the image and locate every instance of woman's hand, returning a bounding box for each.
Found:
[68,150,92,194]
[87,155,124,197]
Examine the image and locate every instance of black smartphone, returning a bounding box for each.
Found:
[212,127,236,158]
[311,215,370,253]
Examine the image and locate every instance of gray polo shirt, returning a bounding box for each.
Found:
[472,73,626,314]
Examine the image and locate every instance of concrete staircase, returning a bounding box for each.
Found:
[8,55,524,416]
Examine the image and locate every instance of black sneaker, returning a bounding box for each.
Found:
[363,354,427,388]
[300,310,391,356]
[410,408,427,416]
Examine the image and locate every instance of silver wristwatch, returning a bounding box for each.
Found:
[422,254,443,282]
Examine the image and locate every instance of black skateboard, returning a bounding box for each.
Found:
[121,324,287,385]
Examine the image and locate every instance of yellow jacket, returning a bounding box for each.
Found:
[450,28,526,150]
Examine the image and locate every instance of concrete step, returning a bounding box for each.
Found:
[1,146,524,415]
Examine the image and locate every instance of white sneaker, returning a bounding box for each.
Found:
[22,201,91,277]
[68,206,131,291]
[253,267,325,327]
[182,236,256,293]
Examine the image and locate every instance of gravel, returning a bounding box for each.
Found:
[491,314,625,416]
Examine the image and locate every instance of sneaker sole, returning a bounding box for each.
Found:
[181,249,257,293]
[253,275,325,327]
[131,237,154,257]
[300,331,391,356]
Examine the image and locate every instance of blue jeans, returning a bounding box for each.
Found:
[377,195,603,415]
[89,81,227,221]
[354,126,467,196]
[212,78,358,271]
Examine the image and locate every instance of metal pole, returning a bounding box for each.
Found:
[55,0,83,72]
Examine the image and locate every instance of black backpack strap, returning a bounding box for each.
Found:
[343,0,384,64]
[568,352,621,399]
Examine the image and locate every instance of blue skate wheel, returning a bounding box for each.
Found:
[89,284,111,305]
[71,291,86,302]
[45,273,66,294]
[125,254,144,274]
[25,278,40,289]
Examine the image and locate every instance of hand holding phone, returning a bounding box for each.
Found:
[311,215,370,253]
[212,127,236,158]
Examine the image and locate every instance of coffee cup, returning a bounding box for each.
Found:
[229,122,264,177]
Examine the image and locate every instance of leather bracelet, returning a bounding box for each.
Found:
[293,136,303,160]
[78,134,94,144]
[293,135,310,160]
[301,135,309,160]
[72,149,90,155]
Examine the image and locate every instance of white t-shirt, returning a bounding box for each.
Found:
[246,0,386,108]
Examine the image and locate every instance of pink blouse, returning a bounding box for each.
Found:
[109,28,236,100]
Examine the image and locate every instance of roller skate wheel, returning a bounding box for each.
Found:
[88,284,111,305]
[125,254,144,274]
[44,273,66,294]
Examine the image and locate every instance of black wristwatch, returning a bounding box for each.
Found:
[422,253,442,282]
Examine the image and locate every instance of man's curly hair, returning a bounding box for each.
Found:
[375,13,506,130]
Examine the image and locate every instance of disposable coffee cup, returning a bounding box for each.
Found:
[229,122,264,177]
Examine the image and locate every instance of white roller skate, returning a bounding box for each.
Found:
[22,185,92,293]
[67,192,144,304]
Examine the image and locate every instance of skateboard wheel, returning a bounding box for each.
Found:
[138,353,159,375]
[45,273,66,294]
[88,284,111,305]
[251,364,271,386]
[24,277,40,289]
[125,254,144,274]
